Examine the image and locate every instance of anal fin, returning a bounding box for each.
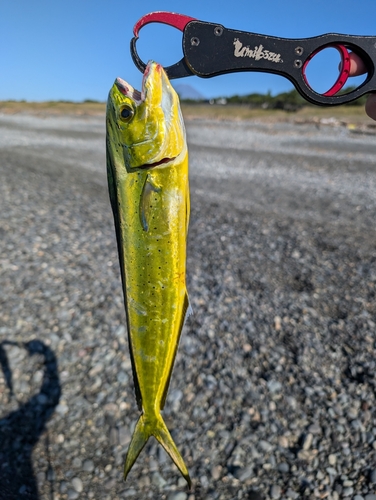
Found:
[160,291,191,410]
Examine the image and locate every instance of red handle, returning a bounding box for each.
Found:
[302,44,351,97]
[133,11,196,38]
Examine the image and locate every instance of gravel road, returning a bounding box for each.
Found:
[1,112,376,500]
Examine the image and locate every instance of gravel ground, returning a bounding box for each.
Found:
[1,112,376,500]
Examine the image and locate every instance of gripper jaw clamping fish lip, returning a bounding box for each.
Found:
[130,11,376,106]
[131,12,197,79]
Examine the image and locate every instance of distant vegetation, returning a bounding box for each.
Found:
[180,87,368,111]
[0,92,369,123]
[0,100,106,116]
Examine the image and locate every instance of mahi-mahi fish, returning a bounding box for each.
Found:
[106,61,191,486]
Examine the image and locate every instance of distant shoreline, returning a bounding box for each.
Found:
[0,101,374,129]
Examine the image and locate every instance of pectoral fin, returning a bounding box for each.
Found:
[139,175,161,232]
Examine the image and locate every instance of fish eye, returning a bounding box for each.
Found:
[119,105,134,122]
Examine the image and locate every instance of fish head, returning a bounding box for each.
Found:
[107,61,186,171]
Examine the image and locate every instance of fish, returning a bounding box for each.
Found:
[106,61,191,487]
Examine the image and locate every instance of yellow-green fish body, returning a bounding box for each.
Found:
[106,62,190,486]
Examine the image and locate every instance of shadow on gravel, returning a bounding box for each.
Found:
[0,340,61,500]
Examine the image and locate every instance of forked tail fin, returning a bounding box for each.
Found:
[123,413,191,488]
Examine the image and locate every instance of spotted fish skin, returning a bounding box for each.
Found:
[106,61,190,486]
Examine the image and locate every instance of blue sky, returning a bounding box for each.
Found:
[1,0,376,101]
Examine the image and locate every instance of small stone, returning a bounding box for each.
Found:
[170,388,183,403]
[278,436,289,448]
[365,495,376,500]
[302,433,313,450]
[285,489,299,499]
[238,466,254,481]
[33,370,43,384]
[200,475,209,488]
[247,491,264,500]
[37,393,48,405]
[274,316,282,331]
[370,469,376,484]
[316,470,325,481]
[59,482,68,494]
[277,462,289,473]
[67,490,79,500]
[152,472,166,487]
[109,427,118,446]
[243,343,252,353]
[104,478,116,490]
[71,477,83,493]
[326,467,337,476]
[56,403,69,416]
[83,460,95,473]
[118,426,131,446]
[347,407,359,419]
[297,449,317,461]
[342,487,353,496]
[47,467,56,481]
[72,457,82,468]
[120,488,137,497]
[267,380,282,393]
[138,476,150,488]
[211,465,222,480]
[352,419,364,431]
[286,397,297,409]
[353,496,364,500]
[56,434,65,444]
[149,459,158,472]
[37,471,46,483]
[177,477,187,488]
[167,493,188,500]
[328,454,337,466]
[308,423,321,435]
[117,371,129,383]
[89,363,104,377]
[115,325,126,338]
[270,484,281,499]
[259,440,273,452]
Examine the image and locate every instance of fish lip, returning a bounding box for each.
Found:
[115,77,143,102]
[115,61,160,103]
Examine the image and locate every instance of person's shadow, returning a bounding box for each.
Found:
[0,340,61,500]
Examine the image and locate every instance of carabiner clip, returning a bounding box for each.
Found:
[131,11,197,79]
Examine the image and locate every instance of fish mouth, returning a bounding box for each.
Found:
[138,156,176,170]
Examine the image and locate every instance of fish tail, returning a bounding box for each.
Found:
[124,412,191,488]
[153,412,191,488]
[123,414,150,481]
